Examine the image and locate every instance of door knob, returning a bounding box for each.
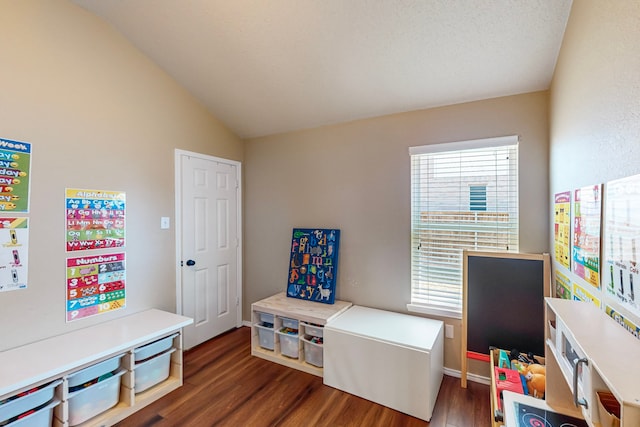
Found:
[186,259,196,266]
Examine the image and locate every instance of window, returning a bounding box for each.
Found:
[408,136,519,318]
[469,185,487,211]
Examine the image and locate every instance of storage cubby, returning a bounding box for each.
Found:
[251,293,351,376]
[545,298,640,426]
[0,309,192,427]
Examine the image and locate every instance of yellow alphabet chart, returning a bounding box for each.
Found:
[0,217,29,292]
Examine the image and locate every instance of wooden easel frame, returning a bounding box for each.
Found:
[461,250,550,388]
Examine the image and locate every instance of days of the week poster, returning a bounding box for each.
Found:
[66,189,125,251]
[572,185,601,288]
[0,138,31,213]
[0,218,29,292]
[66,252,126,322]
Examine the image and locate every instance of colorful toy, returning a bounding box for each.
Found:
[524,363,546,398]
[494,367,523,411]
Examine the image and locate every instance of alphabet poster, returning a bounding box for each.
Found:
[287,228,340,304]
[0,217,28,292]
[0,137,31,213]
[66,189,125,251]
[66,252,126,322]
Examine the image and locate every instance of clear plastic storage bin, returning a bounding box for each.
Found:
[67,369,125,426]
[67,354,123,389]
[0,379,61,423]
[4,398,60,427]
[302,322,323,338]
[134,333,177,362]
[277,328,299,358]
[302,335,323,367]
[255,323,275,350]
[279,317,298,330]
[135,348,176,393]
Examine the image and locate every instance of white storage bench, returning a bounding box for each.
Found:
[0,309,192,427]
[323,306,444,422]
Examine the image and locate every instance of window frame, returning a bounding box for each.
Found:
[407,135,519,319]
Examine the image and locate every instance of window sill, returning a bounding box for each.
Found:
[407,303,462,320]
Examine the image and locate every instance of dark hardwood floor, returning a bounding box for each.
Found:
[116,327,491,427]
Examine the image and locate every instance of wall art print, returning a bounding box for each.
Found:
[287,228,340,304]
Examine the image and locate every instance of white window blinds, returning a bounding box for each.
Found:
[409,136,519,318]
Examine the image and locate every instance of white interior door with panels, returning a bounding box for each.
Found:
[175,150,242,349]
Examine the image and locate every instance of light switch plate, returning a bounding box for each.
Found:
[160,217,170,229]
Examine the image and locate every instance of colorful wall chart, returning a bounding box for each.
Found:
[0,218,28,292]
[554,191,571,269]
[573,282,601,308]
[606,305,640,340]
[555,269,571,300]
[603,173,640,316]
[0,138,32,213]
[66,189,125,251]
[66,252,126,321]
[572,185,601,288]
[287,228,340,304]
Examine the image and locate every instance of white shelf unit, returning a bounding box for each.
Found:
[545,298,640,427]
[251,292,352,377]
[0,309,192,427]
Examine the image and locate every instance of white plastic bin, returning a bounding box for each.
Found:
[277,328,299,359]
[5,398,60,427]
[257,312,274,325]
[135,348,176,393]
[67,368,125,426]
[302,322,323,338]
[302,335,323,367]
[0,379,61,423]
[255,323,275,350]
[67,354,123,389]
[279,317,298,330]
[134,333,177,362]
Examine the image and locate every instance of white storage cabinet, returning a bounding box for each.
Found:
[0,309,192,427]
[545,298,640,426]
[251,293,352,377]
[323,306,444,422]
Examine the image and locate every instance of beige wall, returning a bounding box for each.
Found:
[550,2,640,326]
[0,1,243,351]
[244,91,550,373]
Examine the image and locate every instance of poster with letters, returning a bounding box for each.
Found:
[66,189,125,251]
[0,137,31,213]
[287,228,340,304]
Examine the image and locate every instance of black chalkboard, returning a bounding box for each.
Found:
[463,251,550,358]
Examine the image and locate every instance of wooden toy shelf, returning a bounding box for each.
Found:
[0,309,192,427]
[545,298,640,427]
[251,292,351,377]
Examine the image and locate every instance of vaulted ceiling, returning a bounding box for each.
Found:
[72,1,573,138]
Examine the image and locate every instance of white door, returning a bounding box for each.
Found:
[176,151,241,349]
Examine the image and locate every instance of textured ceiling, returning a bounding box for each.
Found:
[72,0,573,139]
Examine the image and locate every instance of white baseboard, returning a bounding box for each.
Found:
[443,367,491,386]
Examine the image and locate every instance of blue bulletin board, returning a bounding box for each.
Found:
[287,228,340,304]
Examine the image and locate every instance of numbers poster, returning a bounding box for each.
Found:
[0,218,29,292]
[66,189,125,251]
[603,173,640,316]
[0,138,32,213]
[287,228,340,304]
[572,185,601,288]
[66,252,126,322]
